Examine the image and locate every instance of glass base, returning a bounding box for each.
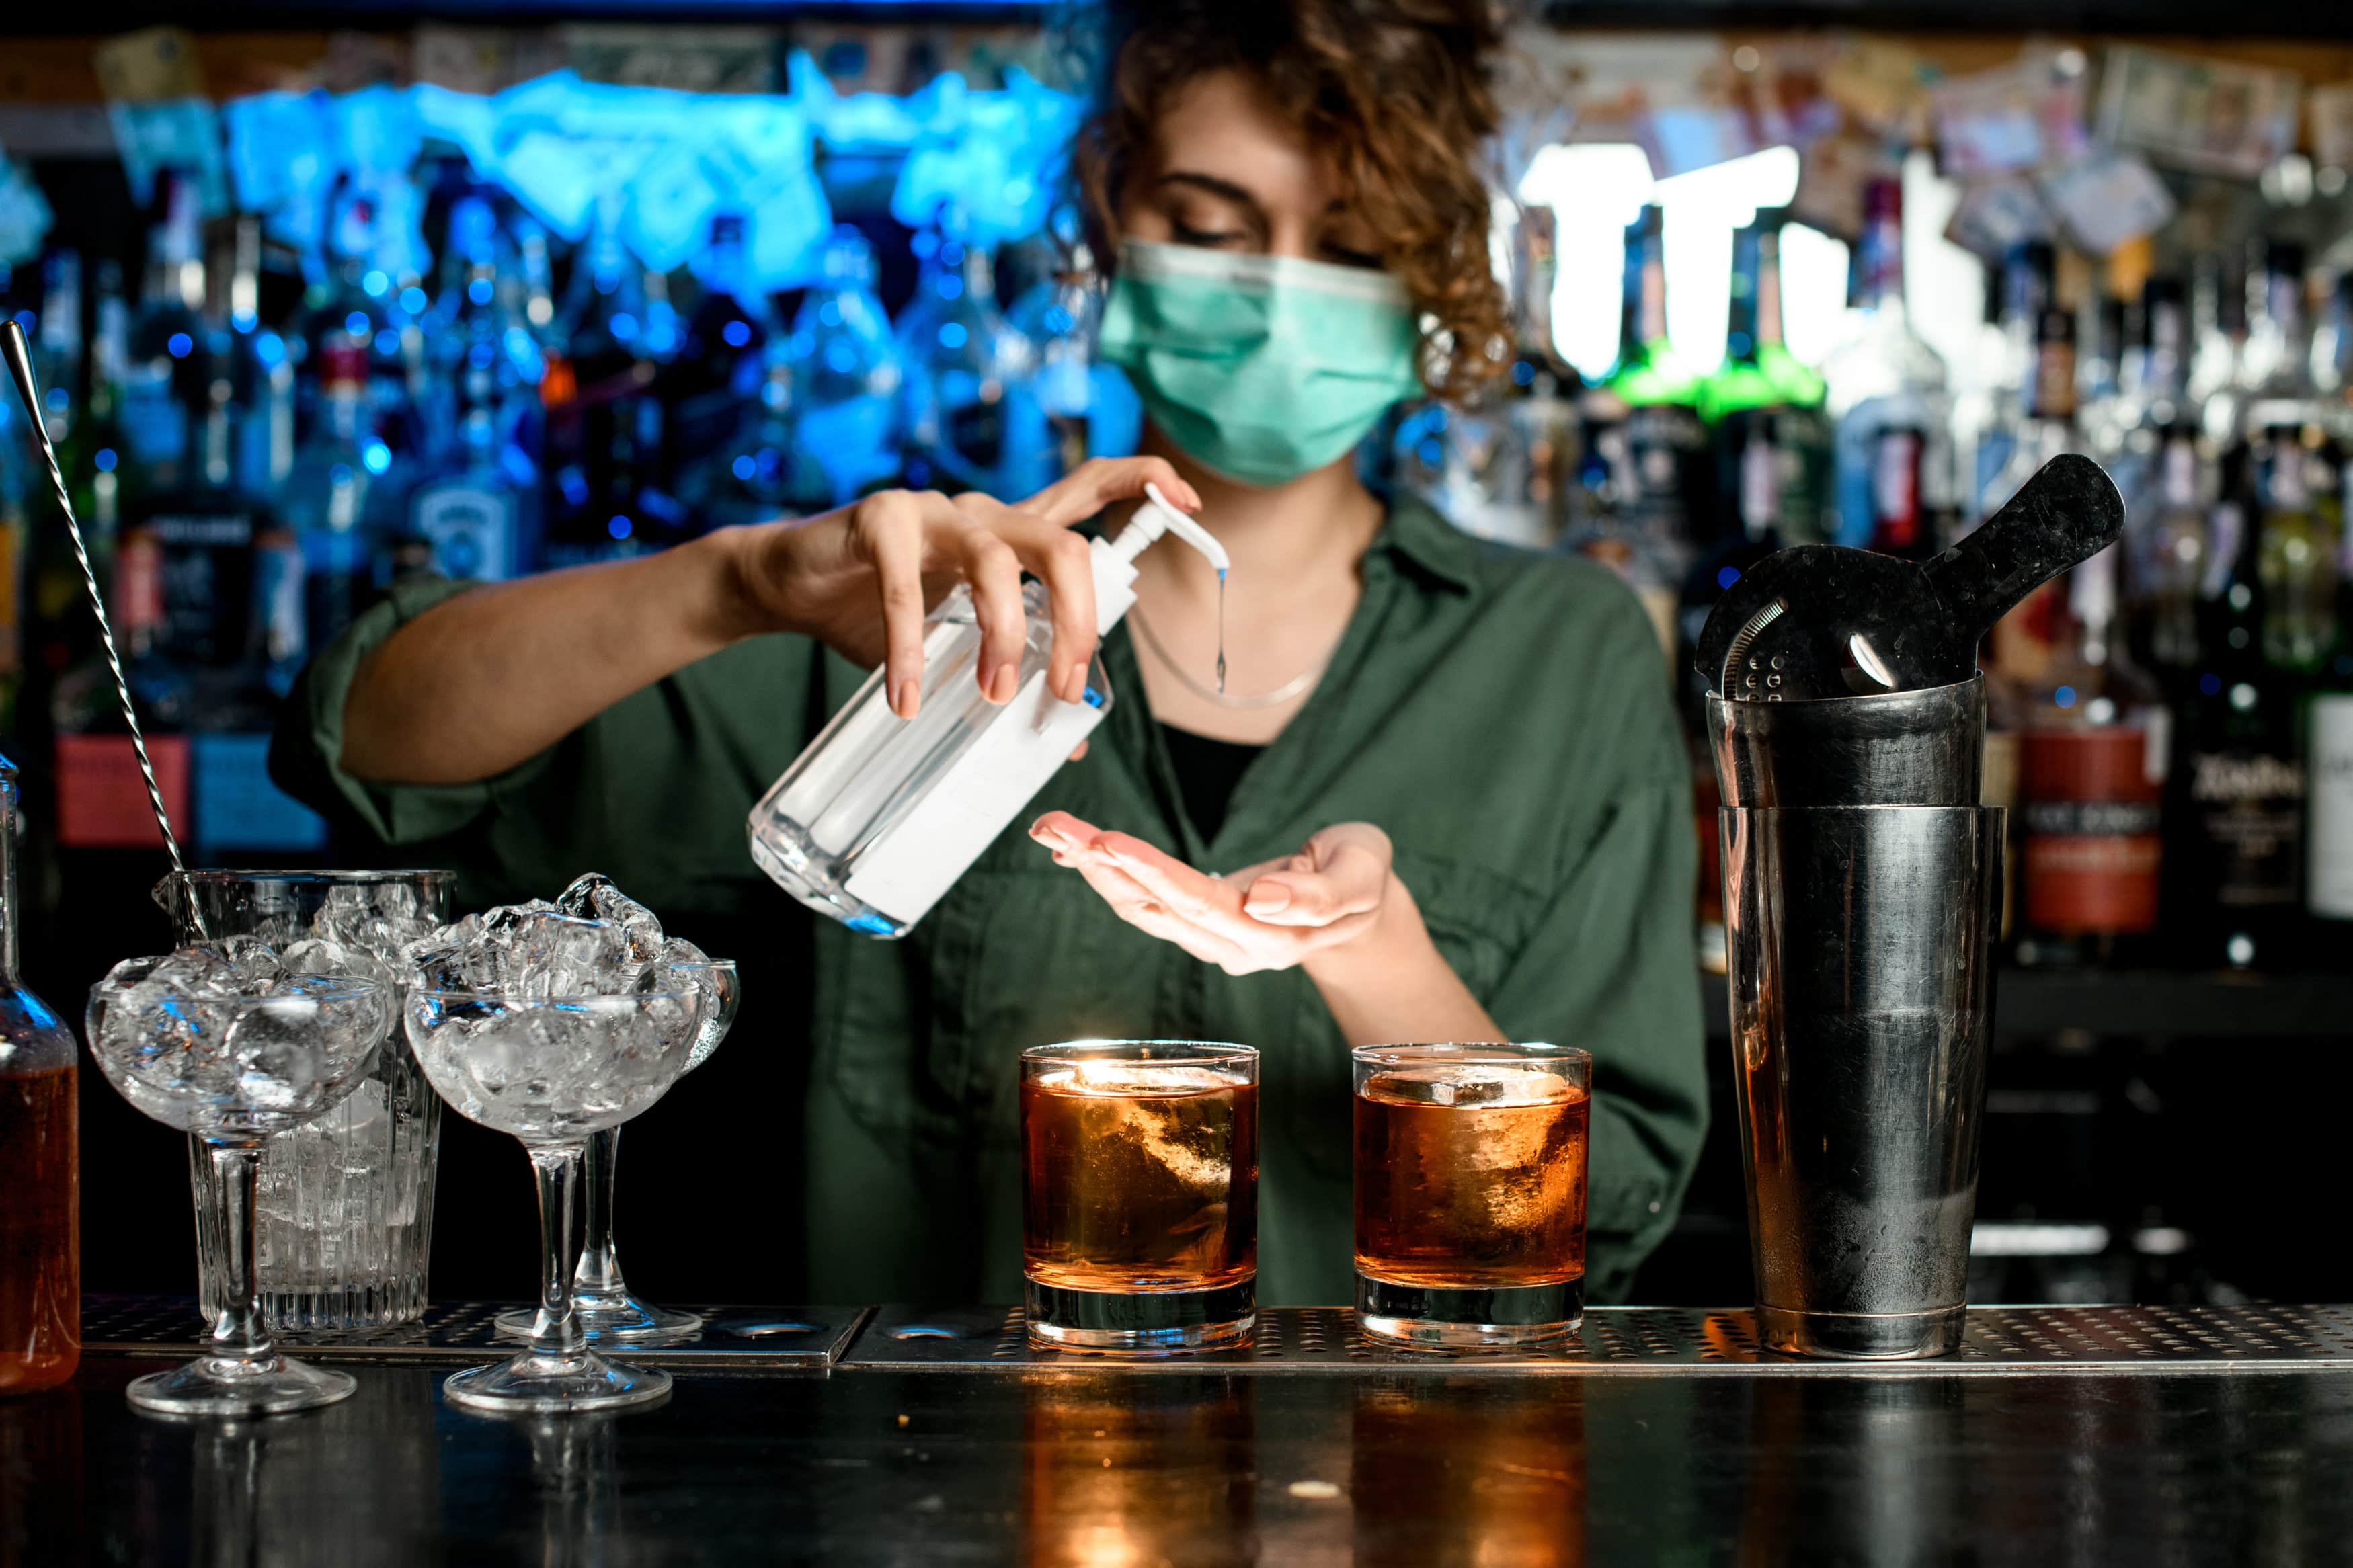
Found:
[442,1347,672,1415]
[1755,1303,1966,1360]
[1025,1278,1255,1355]
[495,1294,704,1346]
[1355,1274,1583,1349]
[748,816,909,938]
[127,1352,358,1417]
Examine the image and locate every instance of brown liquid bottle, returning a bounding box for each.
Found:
[0,752,79,1395]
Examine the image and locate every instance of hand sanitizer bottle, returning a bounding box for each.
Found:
[748,484,1227,936]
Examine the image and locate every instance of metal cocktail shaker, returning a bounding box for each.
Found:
[1710,679,2001,1359]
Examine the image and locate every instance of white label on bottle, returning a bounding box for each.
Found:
[2309,694,2353,919]
[413,482,516,581]
[841,666,1108,927]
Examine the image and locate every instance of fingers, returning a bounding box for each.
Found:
[956,528,1027,704]
[1017,456,1202,530]
[995,520,1099,704]
[852,491,935,719]
[1092,833,1241,925]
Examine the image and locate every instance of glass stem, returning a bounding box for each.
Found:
[204,1137,273,1365]
[529,1143,590,1360]
[574,1126,625,1298]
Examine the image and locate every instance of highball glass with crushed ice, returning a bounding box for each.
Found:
[1020,1041,1257,1354]
[1353,1043,1590,1348]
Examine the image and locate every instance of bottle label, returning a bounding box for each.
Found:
[2185,745,2305,911]
[119,362,186,466]
[2311,695,2353,919]
[191,733,328,853]
[149,510,255,665]
[1872,429,1922,545]
[413,482,516,582]
[54,733,192,849]
[2020,727,2162,936]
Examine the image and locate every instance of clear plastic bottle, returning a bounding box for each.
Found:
[749,487,1226,936]
[0,753,78,1396]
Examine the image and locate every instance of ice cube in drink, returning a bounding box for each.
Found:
[1021,1062,1257,1294]
[1355,1063,1588,1288]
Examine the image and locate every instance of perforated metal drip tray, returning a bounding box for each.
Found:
[80,1296,867,1370]
[842,1303,2353,1376]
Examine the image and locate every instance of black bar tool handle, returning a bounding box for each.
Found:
[1920,454,2124,640]
[1,319,43,431]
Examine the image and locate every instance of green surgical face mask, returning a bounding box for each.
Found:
[1097,239,1424,488]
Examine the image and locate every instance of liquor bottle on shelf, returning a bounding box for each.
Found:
[1006,231,1115,481]
[1983,241,2077,522]
[280,339,395,654]
[781,225,904,510]
[664,213,781,472]
[0,750,78,1398]
[1963,243,2041,532]
[2009,546,2169,968]
[1574,204,1707,641]
[50,528,192,852]
[411,196,540,580]
[542,196,678,563]
[2237,241,2344,677]
[1824,177,1950,553]
[2187,249,2245,450]
[188,526,327,860]
[128,309,274,677]
[213,215,294,502]
[895,208,1045,495]
[120,172,207,487]
[1696,207,1831,547]
[32,252,79,454]
[2310,608,2353,928]
[2165,494,2310,971]
[2128,428,2223,687]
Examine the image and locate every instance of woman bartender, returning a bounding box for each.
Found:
[274,0,1707,1307]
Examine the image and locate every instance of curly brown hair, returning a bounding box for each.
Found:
[1068,0,1511,403]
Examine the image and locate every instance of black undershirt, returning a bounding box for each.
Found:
[1158,723,1264,842]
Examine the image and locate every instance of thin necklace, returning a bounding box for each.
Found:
[1128,606,1329,711]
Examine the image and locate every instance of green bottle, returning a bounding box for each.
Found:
[1699,209,1831,545]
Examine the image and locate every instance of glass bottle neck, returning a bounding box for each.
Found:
[0,777,18,983]
[1854,218,1905,315]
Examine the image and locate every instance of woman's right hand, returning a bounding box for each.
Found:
[721,458,1201,719]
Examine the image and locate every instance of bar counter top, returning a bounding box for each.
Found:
[11,1299,2353,1563]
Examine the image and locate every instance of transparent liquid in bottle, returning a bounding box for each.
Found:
[748,581,1109,936]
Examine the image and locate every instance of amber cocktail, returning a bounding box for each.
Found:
[1353,1043,1590,1348]
[1020,1040,1257,1354]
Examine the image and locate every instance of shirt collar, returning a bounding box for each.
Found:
[1369,490,1482,595]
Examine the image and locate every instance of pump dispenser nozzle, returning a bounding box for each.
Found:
[1090,482,1226,630]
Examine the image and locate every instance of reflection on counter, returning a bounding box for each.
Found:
[1351,1377,1585,1568]
[1019,1374,1259,1567]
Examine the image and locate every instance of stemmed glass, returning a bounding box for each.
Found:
[496,960,740,1345]
[407,985,702,1413]
[85,965,391,1415]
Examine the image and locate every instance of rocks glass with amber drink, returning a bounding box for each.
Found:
[1020,1040,1257,1353]
[1353,1043,1590,1348]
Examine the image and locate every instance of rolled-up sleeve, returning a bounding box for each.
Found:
[268,577,560,847]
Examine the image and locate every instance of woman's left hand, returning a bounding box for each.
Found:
[1030,812,1392,975]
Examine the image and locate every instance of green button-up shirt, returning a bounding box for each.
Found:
[274,497,1706,1305]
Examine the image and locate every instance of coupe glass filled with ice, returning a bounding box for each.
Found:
[402,889,707,1413]
[489,875,740,1346]
[1351,1043,1591,1348]
[85,954,391,1415]
[1019,1040,1257,1354]
[157,869,454,1337]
